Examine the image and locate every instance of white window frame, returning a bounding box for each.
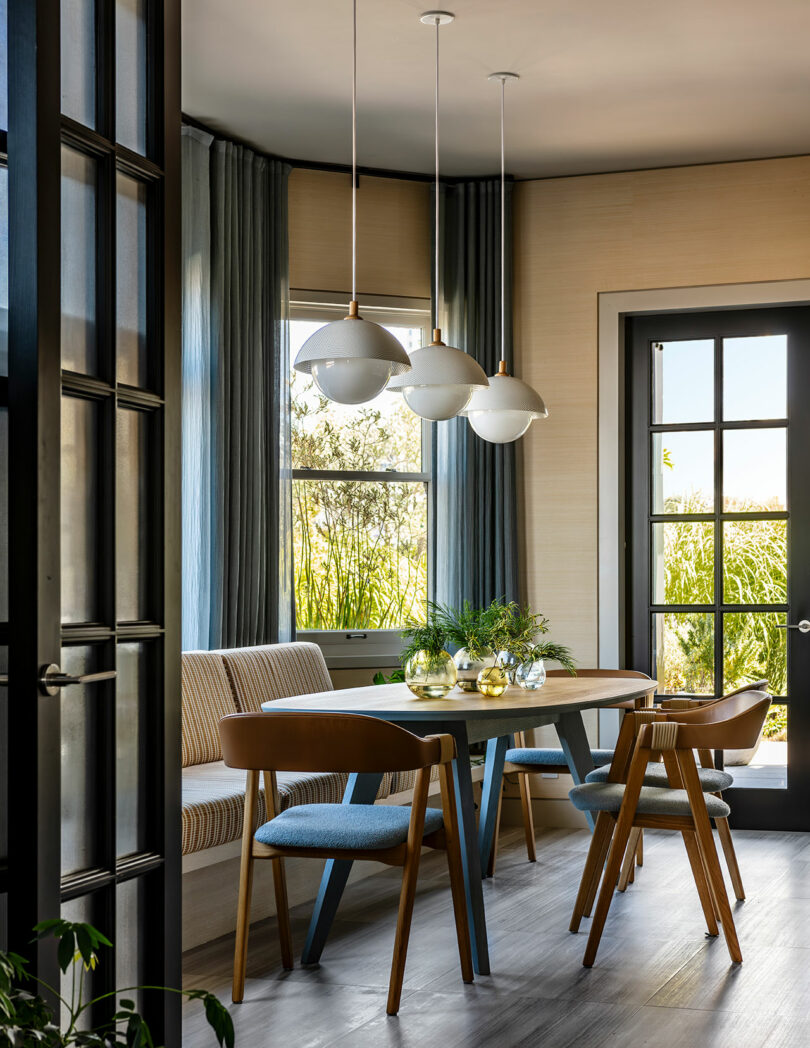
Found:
[290,291,432,668]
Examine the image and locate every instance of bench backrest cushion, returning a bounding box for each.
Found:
[219,642,332,713]
[181,652,240,766]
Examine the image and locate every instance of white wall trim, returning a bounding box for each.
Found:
[597,278,810,673]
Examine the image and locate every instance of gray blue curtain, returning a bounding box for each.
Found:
[181,125,294,649]
[431,178,520,609]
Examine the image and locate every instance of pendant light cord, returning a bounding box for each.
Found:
[433,16,440,331]
[351,0,357,304]
[500,75,505,366]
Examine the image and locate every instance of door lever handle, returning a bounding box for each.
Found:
[0,664,117,695]
[776,620,810,634]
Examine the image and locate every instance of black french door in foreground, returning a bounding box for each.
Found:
[4,0,181,1039]
[627,307,810,831]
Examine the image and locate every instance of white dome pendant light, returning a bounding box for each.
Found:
[293,0,411,404]
[387,11,488,420]
[462,73,548,443]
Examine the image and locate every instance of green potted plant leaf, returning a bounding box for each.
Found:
[400,613,457,698]
[430,600,500,692]
[0,919,234,1047]
[514,640,577,690]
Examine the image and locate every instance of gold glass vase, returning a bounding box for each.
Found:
[453,646,496,692]
[477,664,508,698]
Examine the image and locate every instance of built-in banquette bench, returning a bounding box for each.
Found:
[180,642,486,950]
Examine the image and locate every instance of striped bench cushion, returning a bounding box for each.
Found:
[181,652,240,767]
[219,642,333,713]
[181,762,395,855]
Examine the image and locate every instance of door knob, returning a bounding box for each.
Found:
[776,620,810,634]
[0,664,118,695]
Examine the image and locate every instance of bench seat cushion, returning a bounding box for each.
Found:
[254,804,444,851]
[182,762,395,855]
[181,652,240,767]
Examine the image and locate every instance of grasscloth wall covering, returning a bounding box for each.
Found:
[513,155,810,667]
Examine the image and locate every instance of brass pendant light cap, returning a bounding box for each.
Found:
[431,327,446,346]
[496,360,509,377]
[346,299,360,320]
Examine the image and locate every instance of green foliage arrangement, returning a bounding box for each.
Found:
[523,641,577,676]
[400,613,451,666]
[429,600,502,660]
[488,601,549,664]
[0,920,233,1048]
[372,668,406,686]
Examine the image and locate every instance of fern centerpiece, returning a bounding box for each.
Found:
[431,600,499,692]
[401,615,457,699]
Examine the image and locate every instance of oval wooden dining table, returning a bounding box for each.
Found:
[261,675,658,975]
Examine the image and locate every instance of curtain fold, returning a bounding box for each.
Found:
[431,179,520,609]
[181,126,293,649]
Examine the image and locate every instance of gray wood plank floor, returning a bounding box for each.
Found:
[182,827,810,1047]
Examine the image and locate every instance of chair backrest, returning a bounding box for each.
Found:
[722,679,768,699]
[219,711,447,774]
[546,668,651,679]
[641,691,771,752]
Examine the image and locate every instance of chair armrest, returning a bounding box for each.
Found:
[424,733,457,764]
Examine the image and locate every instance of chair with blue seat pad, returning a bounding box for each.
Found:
[219,710,472,1016]
[495,669,653,868]
[569,691,771,969]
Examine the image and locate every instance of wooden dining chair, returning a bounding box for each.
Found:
[492,669,652,870]
[584,685,771,901]
[218,710,473,1015]
[568,692,771,968]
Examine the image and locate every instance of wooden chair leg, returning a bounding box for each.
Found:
[233,769,258,1003]
[570,810,614,932]
[681,830,719,936]
[617,827,642,892]
[636,829,644,867]
[486,783,503,878]
[715,816,745,901]
[518,771,537,863]
[439,763,474,984]
[583,809,636,967]
[682,764,742,963]
[272,857,294,970]
[387,770,430,1015]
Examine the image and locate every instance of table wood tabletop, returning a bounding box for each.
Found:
[263,676,659,720]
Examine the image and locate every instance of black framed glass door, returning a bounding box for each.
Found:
[4,0,181,1040]
[626,306,810,831]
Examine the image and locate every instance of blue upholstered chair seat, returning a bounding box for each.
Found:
[505,747,615,769]
[254,803,444,851]
[569,782,730,819]
[584,762,733,792]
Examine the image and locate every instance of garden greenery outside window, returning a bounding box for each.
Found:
[290,299,431,666]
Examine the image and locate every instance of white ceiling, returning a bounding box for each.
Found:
[182,0,810,180]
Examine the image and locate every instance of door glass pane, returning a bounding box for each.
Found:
[116,173,148,387]
[0,0,7,130]
[0,407,6,621]
[724,335,787,422]
[116,642,148,856]
[116,408,150,621]
[653,612,714,695]
[61,396,99,623]
[652,431,713,514]
[61,146,97,375]
[116,876,147,1010]
[724,428,786,512]
[61,646,101,874]
[652,339,714,424]
[0,165,7,376]
[726,701,788,791]
[0,647,6,865]
[60,894,100,1030]
[723,612,787,697]
[61,0,95,126]
[652,521,714,605]
[116,0,147,154]
[723,520,787,605]
[294,479,428,629]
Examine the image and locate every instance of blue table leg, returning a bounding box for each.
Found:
[450,726,491,975]
[478,735,509,878]
[300,771,383,965]
[555,711,596,831]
